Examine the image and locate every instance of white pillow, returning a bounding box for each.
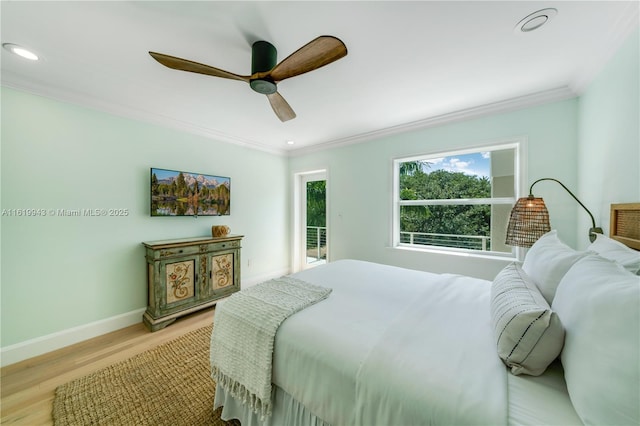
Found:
[490,262,565,376]
[522,230,586,304]
[588,233,640,274]
[552,254,640,426]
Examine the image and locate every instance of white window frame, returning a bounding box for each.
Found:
[391,138,527,259]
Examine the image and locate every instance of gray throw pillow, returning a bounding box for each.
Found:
[490,262,565,376]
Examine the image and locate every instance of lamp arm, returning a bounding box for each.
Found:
[529,178,597,229]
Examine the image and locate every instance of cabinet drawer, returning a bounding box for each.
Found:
[154,245,201,259]
[205,239,241,252]
[147,238,241,260]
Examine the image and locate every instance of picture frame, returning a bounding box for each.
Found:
[150,168,230,217]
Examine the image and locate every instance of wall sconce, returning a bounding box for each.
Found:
[505,178,603,247]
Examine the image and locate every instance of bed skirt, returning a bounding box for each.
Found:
[214,383,330,426]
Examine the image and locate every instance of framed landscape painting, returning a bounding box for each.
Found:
[150,168,230,217]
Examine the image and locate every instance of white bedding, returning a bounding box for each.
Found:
[214,259,582,425]
[354,273,507,425]
[507,360,582,425]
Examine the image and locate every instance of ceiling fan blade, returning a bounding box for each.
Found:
[149,52,250,82]
[268,36,347,82]
[267,92,296,122]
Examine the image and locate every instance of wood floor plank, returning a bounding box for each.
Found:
[0,307,216,425]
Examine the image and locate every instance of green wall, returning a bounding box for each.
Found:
[1,88,290,347]
[578,28,640,242]
[290,98,580,279]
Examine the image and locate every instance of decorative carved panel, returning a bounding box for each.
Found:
[212,253,233,289]
[165,260,195,304]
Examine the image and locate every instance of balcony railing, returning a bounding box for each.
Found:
[400,231,491,251]
[305,228,490,260]
[306,226,327,263]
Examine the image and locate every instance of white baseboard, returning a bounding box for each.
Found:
[242,267,290,288]
[1,308,146,368]
[0,267,291,368]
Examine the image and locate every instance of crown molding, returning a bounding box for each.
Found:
[4,80,576,159]
[288,86,577,157]
[1,80,288,156]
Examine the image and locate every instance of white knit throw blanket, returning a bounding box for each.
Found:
[210,276,332,420]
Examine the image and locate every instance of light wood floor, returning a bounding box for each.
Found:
[1,307,216,425]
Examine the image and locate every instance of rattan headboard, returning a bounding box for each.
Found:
[610,203,640,250]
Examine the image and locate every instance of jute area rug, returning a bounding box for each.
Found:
[52,324,239,426]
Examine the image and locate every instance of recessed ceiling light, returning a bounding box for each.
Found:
[514,8,557,34]
[3,43,39,61]
[286,140,295,145]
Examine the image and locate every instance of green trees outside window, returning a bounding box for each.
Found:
[400,166,491,247]
[395,144,518,254]
[306,180,327,261]
[306,180,326,228]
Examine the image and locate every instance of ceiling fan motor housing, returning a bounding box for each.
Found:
[250,41,277,94]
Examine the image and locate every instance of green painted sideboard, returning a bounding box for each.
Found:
[142,235,242,331]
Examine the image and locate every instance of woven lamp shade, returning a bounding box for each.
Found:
[505,196,551,247]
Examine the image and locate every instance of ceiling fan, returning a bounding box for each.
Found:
[149,36,347,122]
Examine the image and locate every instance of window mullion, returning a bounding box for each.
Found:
[399,197,515,206]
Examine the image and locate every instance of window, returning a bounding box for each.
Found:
[392,141,523,256]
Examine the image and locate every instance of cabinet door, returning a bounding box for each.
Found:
[210,252,234,291]
[161,256,198,309]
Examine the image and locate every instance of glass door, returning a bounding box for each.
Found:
[304,175,326,266]
[297,171,327,271]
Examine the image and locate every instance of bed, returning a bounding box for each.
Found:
[211,203,640,426]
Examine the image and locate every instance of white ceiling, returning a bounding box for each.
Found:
[1,1,638,155]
